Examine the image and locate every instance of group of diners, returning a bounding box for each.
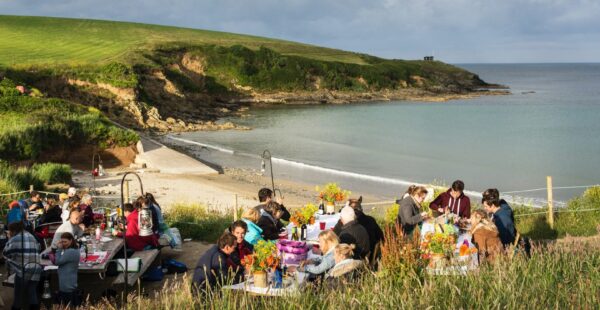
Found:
[192,187,385,292]
[397,181,518,259]
[1,188,168,309]
[194,181,520,292]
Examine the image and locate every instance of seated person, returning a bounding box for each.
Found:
[257,201,285,241]
[429,180,471,220]
[482,188,516,246]
[227,221,253,281]
[61,199,80,223]
[470,210,503,263]
[324,243,364,289]
[78,194,95,228]
[241,208,263,245]
[22,190,43,212]
[333,197,383,256]
[6,200,25,225]
[39,198,62,225]
[253,188,291,225]
[192,233,237,292]
[397,185,430,237]
[145,193,164,236]
[51,207,84,249]
[299,230,339,276]
[113,203,159,251]
[336,206,370,259]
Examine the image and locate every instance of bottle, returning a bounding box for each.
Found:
[41,279,52,309]
[300,224,307,241]
[291,227,299,241]
[317,200,324,215]
[95,226,101,241]
[79,244,87,261]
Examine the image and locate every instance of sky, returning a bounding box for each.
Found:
[1,0,599,63]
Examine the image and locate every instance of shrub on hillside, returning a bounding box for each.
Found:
[0,77,22,97]
[31,162,72,184]
[163,203,233,242]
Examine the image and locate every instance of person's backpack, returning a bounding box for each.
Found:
[142,265,164,282]
[162,258,188,274]
[7,206,23,224]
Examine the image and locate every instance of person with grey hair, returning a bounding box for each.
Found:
[336,206,370,259]
[79,194,95,228]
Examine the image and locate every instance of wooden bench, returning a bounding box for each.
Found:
[113,249,159,286]
[2,273,15,288]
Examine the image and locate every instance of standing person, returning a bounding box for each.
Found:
[396,185,430,237]
[52,207,84,249]
[299,230,339,276]
[192,233,237,292]
[241,208,263,245]
[333,197,383,255]
[482,188,516,246]
[336,206,370,259]
[257,201,285,241]
[2,221,43,310]
[54,232,81,307]
[113,203,158,251]
[79,194,95,228]
[227,221,253,279]
[254,188,291,223]
[429,180,472,220]
[470,210,503,263]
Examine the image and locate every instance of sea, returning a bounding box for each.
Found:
[171,63,600,207]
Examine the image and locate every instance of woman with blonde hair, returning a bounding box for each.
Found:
[396,185,430,236]
[470,209,503,262]
[324,243,364,289]
[299,230,339,275]
[241,208,263,245]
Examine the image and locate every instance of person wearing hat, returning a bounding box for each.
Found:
[336,206,370,259]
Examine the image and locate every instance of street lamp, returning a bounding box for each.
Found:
[261,150,276,196]
[119,172,144,309]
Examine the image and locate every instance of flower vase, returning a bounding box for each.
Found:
[429,253,446,268]
[325,202,335,215]
[253,270,268,288]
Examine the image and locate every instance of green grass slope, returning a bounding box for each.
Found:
[0,15,368,66]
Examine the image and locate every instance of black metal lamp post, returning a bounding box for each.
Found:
[261,150,276,196]
[119,172,144,309]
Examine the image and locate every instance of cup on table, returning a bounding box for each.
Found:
[319,221,326,230]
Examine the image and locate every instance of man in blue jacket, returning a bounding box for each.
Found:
[482,188,516,246]
[192,232,237,292]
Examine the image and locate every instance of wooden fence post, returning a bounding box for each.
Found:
[29,185,34,192]
[234,194,238,221]
[547,176,554,229]
[124,180,130,203]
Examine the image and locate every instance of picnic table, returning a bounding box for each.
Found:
[420,222,479,276]
[285,213,340,243]
[40,237,124,273]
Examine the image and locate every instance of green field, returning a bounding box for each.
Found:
[0,15,368,66]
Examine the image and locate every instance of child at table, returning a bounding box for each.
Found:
[324,243,364,289]
[299,230,339,278]
[54,232,81,307]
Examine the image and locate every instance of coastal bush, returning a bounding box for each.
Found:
[0,96,139,160]
[31,162,72,184]
[163,203,233,242]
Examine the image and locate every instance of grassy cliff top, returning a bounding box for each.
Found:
[0,15,369,66]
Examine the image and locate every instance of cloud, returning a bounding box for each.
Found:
[1,0,599,62]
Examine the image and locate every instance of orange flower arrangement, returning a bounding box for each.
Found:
[241,240,279,272]
[289,203,318,226]
[316,183,350,204]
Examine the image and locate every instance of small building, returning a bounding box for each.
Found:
[423,56,434,61]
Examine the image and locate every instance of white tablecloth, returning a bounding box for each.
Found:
[285,213,340,243]
[222,271,308,296]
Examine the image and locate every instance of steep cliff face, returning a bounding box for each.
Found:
[4,45,507,132]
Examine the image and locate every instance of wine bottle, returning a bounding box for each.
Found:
[291,227,298,241]
[300,224,307,241]
[317,200,324,215]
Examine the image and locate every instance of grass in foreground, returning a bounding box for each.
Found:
[87,226,600,309]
